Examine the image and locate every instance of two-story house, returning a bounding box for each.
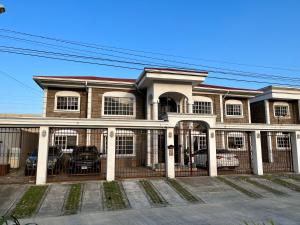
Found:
[0,67,299,184]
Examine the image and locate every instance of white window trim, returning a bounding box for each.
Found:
[276,132,291,150]
[101,91,136,118]
[227,132,246,151]
[273,102,290,118]
[115,130,136,157]
[54,91,81,113]
[192,96,213,115]
[225,99,244,118]
[51,129,79,153]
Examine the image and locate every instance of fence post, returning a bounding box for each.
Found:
[208,129,217,177]
[36,126,49,185]
[291,131,300,173]
[106,127,116,181]
[251,130,263,175]
[165,128,175,179]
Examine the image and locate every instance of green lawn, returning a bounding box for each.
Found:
[263,175,300,193]
[11,185,48,218]
[64,184,82,215]
[103,181,127,210]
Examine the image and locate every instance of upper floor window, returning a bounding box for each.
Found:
[193,96,213,114]
[276,132,291,149]
[274,102,290,118]
[55,91,80,112]
[102,92,135,117]
[227,132,245,150]
[225,99,243,116]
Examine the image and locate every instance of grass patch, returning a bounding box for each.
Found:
[167,179,199,203]
[103,181,127,210]
[282,174,300,182]
[240,177,286,196]
[11,185,48,218]
[263,175,300,193]
[139,180,167,205]
[64,184,82,214]
[217,177,262,199]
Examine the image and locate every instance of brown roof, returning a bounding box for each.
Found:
[144,67,208,74]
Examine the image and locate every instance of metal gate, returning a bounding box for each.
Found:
[216,131,252,175]
[115,129,166,178]
[0,127,39,184]
[174,122,209,176]
[48,128,107,182]
[261,131,293,173]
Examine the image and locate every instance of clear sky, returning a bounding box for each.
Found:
[0,0,299,114]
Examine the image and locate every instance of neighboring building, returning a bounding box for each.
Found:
[0,68,300,184]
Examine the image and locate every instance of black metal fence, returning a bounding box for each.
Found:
[47,128,107,181]
[0,127,39,183]
[215,131,252,175]
[174,125,209,177]
[261,131,293,173]
[115,129,166,178]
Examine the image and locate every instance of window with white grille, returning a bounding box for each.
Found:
[276,133,291,149]
[193,101,212,114]
[55,91,80,112]
[104,97,134,116]
[227,132,245,150]
[274,104,289,117]
[115,135,134,155]
[225,100,243,116]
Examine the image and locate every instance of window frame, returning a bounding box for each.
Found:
[227,132,246,151]
[225,99,244,117]
[273,102,290,118]
[192,96,213,115]
[51,129,78,153]
[54,91,80,112]
[102,92,136,118]
[276,132,291,150]
[115,130,136,157]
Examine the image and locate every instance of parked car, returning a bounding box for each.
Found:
[68,146,101,174]
[194,149,240,169]
[24,146,63,176]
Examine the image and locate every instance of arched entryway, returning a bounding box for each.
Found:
[174,121,209,176]
[158,92,189,119]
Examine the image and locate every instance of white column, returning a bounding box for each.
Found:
[251,130,263,175]
[248,99,251,124]
[220,95,224,123]
[87,87,92,119]
[153,130,159,165]
[264,100,270,124]
[220,131,225,149]
[267,135,274,162]
[36,126,49,185]
[179,122,184,165]
[187,100,193,113]
[165,128,175,179]
[208,129,217,176]
[152,102,158,120]
[42,88,48,118]
[86,129,91,146]
[106,127,116,181]
[146,130,151,166]
[291,131,300,173]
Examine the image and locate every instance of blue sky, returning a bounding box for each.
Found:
[0,0,299,114]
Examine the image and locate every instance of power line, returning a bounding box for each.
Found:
[2,45,300,86]
[1,48,300,88]
[1,28,300,81]
[2,28,300,73]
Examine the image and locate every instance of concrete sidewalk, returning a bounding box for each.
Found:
[21,195,300,225]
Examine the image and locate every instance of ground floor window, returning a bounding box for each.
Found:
[193,133,207,151]
[227,132,245,150]
[115,131,135,156]
[276,133,291,149]
[53,130,78,153]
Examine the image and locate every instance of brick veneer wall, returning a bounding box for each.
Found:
[46,88,87,118]
[269,100,299,124]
